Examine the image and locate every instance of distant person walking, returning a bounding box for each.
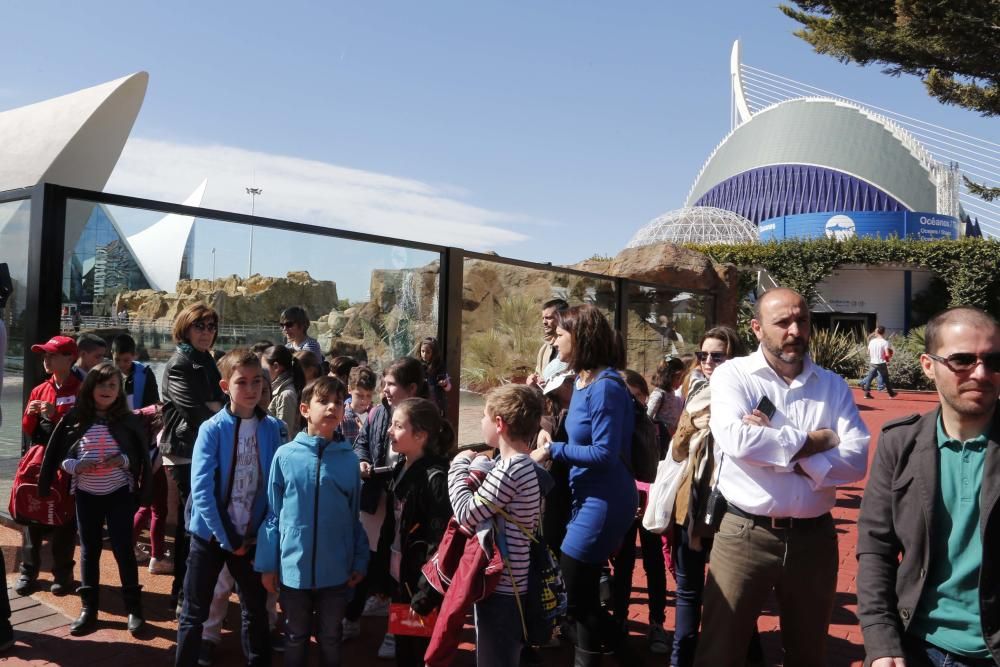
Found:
[862,325,897,399]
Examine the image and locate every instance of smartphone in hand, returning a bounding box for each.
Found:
[755,396,777,420]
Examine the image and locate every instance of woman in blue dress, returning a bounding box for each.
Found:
[531,303,638,666]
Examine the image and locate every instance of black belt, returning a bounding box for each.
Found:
[726,504,831,530]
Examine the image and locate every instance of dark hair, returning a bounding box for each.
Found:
[654,357,687,391]
[348,366,378,392]
[251,340,275,355]
[217,348,262,382]
[301,375,347,407]
[394,397,455,459]
[384,357,428,398]
[172,302,219,345]
[875,325,886,335]
[330,356,359,383]
[543,298,569,312]
[76,361,130,423]
[280,306,310,333]
[111,334,136,357]
[925,306,1000,354]
[77,333,107,354]
[264,345,306,393]
[620,369,650,399]
[557,304,618,372]
[294,350,322,381]
[702,325,743,358]
[417,337,444,375]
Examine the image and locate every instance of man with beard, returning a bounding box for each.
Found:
[533,298,568,377]
[857,307,1000,666]
[695,288,870,667]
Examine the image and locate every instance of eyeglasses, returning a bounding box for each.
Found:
[191,320,217,332]
[279,321,295,329]
[695,351,727,363]
[926,352,1000,373]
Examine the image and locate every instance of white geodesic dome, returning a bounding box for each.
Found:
[626,206,758,247]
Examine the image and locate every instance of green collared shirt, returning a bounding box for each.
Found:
[910,416,991,658]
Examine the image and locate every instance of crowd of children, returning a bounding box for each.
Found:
[6,299,727,667]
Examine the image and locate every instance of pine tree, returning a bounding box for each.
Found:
[781,0,1000,200]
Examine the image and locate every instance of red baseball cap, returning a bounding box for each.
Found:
[30,335,78,357]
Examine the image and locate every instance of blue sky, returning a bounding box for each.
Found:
[4,1,997,276]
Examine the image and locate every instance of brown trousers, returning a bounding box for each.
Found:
[694,510,839,667]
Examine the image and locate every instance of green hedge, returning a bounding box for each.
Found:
[688,237,1000,315]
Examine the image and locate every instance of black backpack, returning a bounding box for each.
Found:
[598,374,660,483]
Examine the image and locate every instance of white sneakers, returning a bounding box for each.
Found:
[363,596,390,617]
[377,633,396,659]
[148,557,174,575]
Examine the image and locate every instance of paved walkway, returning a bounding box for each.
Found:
[0,388,937,666]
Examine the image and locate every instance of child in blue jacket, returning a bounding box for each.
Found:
[175,349,282,667]
[257,375,368,667]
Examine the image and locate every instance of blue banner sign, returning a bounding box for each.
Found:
[757,210,960,242]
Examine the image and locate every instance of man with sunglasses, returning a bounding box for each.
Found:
[858,306,1000,666]
[695,287,870,667]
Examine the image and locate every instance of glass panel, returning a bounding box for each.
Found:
[62,199,441,389]
[457,257,617,445]
[624,284,714,381]
[0,198,32,502]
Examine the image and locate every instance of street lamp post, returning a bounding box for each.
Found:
[246,187,262,276]
[211,247,216,282]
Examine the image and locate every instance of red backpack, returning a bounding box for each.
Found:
[8,445,75,526]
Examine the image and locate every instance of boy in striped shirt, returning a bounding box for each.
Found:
[448,385,543,667]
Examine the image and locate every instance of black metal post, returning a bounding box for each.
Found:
[440,248,464,430]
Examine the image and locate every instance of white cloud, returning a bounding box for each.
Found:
[105,137,530,250]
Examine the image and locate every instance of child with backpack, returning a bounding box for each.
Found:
[448,384,543,667]
[256,376,368,666]
[175,349,283,667]
[381,397,454,667]
[16,335,83,597]
[39,361,152,636]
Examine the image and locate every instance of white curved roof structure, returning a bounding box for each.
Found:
[627,206,757,247]
[685,97,939,214]
[127,179,207,292]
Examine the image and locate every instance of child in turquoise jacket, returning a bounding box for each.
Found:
[257,376,368,667]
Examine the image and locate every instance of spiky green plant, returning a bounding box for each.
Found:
[808,327,867,379]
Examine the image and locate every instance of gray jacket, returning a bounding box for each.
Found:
[856,407,1000,665]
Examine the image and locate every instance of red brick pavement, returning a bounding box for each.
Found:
[0,388,938,666]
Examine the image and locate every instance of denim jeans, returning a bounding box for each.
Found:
[20,523,75,580]
[903,635,997,666]
[672,525,708,666]
[281,584,349,667]
[76,487,139,590]
[175,534,270,667]
[612,519,667,628]
[861,363,894,394]
[474,593,525,667]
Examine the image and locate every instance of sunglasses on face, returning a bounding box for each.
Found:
[279,321,295,329]
[926,352,1000,373]
[696,351,727,363]
[191,320,217,332]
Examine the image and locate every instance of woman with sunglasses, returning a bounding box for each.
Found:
[279,306,323,365]
[161,303,226,617]
[667,326,762,667]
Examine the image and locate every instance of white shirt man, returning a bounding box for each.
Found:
[863,326,897,399]
[695,288,870,667]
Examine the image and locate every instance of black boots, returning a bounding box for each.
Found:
[70,586,98,636]
[574,647,603,667]
[122,585,144,636]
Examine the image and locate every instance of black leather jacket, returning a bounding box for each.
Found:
[377,455,451,615]
[38,408,153,505]
[160,346,224,459]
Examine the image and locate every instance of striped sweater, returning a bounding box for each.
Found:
[448,453,540,595]
[61,420,132,495]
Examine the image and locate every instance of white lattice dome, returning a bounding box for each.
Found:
[627,206,758,247]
